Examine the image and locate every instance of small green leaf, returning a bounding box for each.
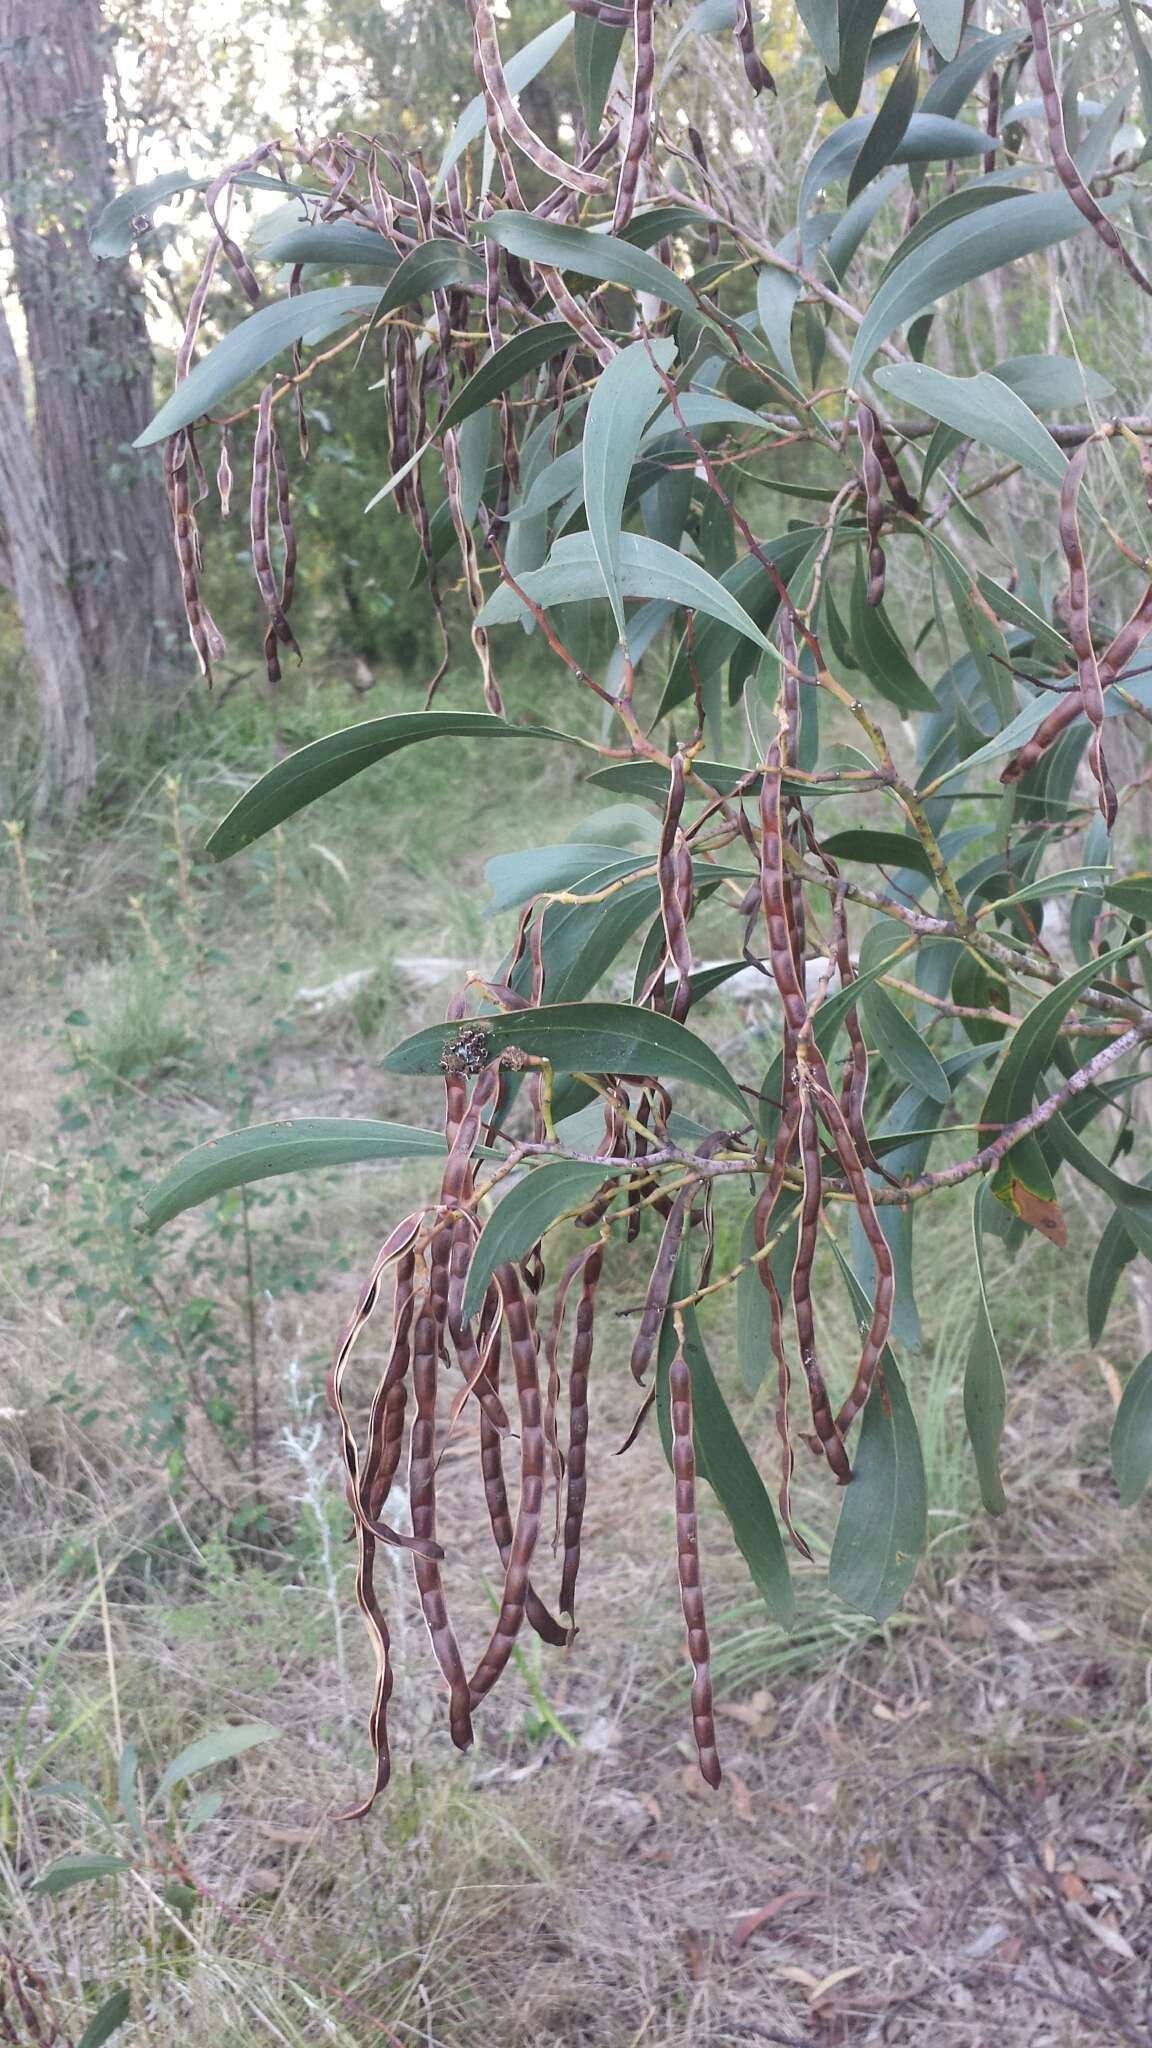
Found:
[207,712,586,858]
[914,0,964,60]
[974,575,1073,667]
[849,560,940,712]
[477,532,783,664]
[851,187,1130,383]
[860,983,951,1104]
[827,1248,927,1622]
[256,222,400,270]
[1106,877,1152,919]
[154,1723,281,1804]
[479,213,700,318]
[822,827,935,879]
[874,363,1067,486]
[463,1162,612,1320]
[137,1119,453,1234]
[32,1854,131,1897]
[585,338,677,639]
[1111,1351,1152,1507]
[756,260,803,387]
[964,1180,1008,1515]
[847,31,922,204]
[76,1990,132,2048]
[1088,1207,1142,1344]
[574,11,626,136]
[383,1001,748,1115]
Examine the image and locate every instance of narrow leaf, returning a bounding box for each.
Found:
[827,1249,927,1622]
[585,338,677,638]
[847,32,922,205]
[76,1991,132,2048]
[463,1163,613,1320]
[154,1722,281,1803]
[964,1181,1008,1514]
[32,1855,131,1897]
[138,1119,453,1235]
[914,0,964,60]
[574,12,626,137]
[383,1001,749,1115]
[480,213,700,318]
[873,363,1067,486]
[207,712,587,858]
[860,982,951,1104]
[1111,1351,1152,1507]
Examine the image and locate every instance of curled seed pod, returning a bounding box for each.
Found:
[543,1245,591,1516]
[478,1320,568,1646]
[658,754,695,1024]
[250,386,302,681]
[630,1185,692,1383]
[443,424,506,714]
[1024,0,1152,297]
[668,1333,722,1788]
[792,1085,851,1482]
[559,1243,603,1628]
[856,404,887,608]
[165,437,226,681]
[409,1282,475,1751]
[469,0,609,195]
[1059,442,1117,827]
[612,0,655,235]
[733,0,775,95]
[759,738,809,1039]
[359,1247,417,1526]
[468,1262,546,1706]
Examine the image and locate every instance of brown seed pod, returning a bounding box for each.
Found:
[1024,0,1152,298]
[559,1242,604,1628]
[612,0,656,234]
[409,1280,475,1751]
[469,0,609,195]
[477,1317,568,1647]
[250,385,302,681]
[1058,442,1117,827]
[468,1262,546,1705]
[792,1086,850,1481]
[659,754,695,1023]
[668,1333,722,1788]
[984,66,1000,178]
[856,404,888,608]
[733,0,775,95]
[630,1185,692,1382]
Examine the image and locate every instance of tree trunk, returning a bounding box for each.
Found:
[0,0,183,694]
[0,298,95,814]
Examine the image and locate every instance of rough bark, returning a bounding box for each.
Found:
[0,297,96,814]
[0,0,182,692]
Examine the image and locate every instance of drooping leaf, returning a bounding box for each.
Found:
[137,1119,454,1234]
[477,532,783,665]
[434,13,574,190]
[383,1001,749,1114]
[826,0,890,115]
[827,1248,927,1622]
[859,982,951,1104]
[32,1854,131,1897]
[1111,1351,1152,1507]
[756,257,803,386]
[438,324,576,439]
[462,1162,614,1320]
[138,238,482,447]
[822,827,935,879]
[207,712,586,858]
[485,843,645,914]
[928,665,1152,792]
[574,11,626,137]
[91,167,302,258]
[849,559,940,712]
[873,363,1067,486]
[1118,0,1152,134]
[658,531,822,715]
[76,1990,132,2048]
[974,575,1073,667]
[795,0,840,69]
[1088,1207,1142,1344]
[585,338,677,639]
[154,1722,281,1804]
[851,187,1129,382]
[846,31,922,205]
[914,0,964,61]
[964,1180,1008,1515]
[981,937,1145,1156]
[799,112,985,226]
[480,213,700,318]
[919,28,1026,117]
[993,353,1115,409]
[256,222,400,270]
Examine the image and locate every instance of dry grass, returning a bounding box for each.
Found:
[3,680,1151,2047]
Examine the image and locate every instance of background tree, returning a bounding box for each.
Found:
[0,0,183,810]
